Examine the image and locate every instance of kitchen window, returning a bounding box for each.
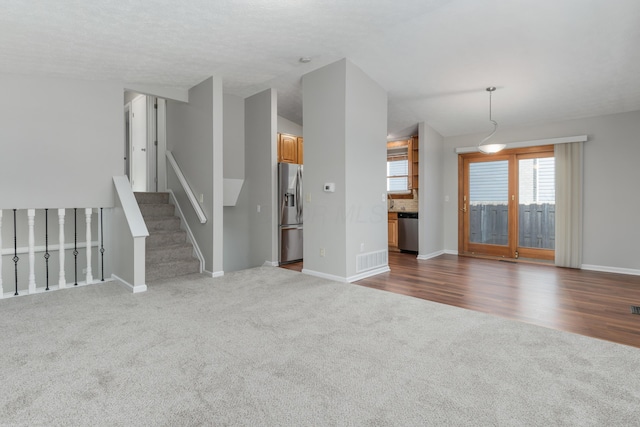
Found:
[387,156,409,192]
[387,139,412,194]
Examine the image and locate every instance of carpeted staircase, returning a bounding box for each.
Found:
[135,192,200,282]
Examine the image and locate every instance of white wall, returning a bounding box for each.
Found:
[302,61,348,278]
[277,116,303,136]
[344,60,388,279]
[418,122,445,258]
[124,90,141,105]
[223,94,251,272]
[303,59,388,281]
[442,110,640,272]
[245,89,278,267]
[0,75,122,209]
[166,76,224,275]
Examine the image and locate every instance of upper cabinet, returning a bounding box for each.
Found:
[297,136,304,164]
[278,133,303,164]
[411,135,419,189]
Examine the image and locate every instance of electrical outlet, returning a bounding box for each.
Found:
[320,248,325,257]
[360,243,365,252]
[257,205,261,213]
[82,268,87,274]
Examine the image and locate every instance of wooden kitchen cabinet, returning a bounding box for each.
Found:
[411,135,419,189]
[388,212,398,248]
[278,133,298,163]
[278,133,304,164]
[296,137,304,164]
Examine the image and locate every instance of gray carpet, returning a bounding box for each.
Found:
[1,266,638,426]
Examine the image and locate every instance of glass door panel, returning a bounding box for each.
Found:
[468,160,509,246]
[516,155,555,260]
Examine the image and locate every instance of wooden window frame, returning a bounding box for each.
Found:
[387,139,414,199]
[458,145,555,260]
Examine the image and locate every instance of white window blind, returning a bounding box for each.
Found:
[387,158,408,192]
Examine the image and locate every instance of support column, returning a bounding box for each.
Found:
[302,59,389,281]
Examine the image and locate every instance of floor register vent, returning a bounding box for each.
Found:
[631,306,640,315]
[356,250,388,273]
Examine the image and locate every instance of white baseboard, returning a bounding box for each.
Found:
[112,274,147,293]
[264,261,279,267]
[302,269,349,283]
[346,266,390,282]
[581,264,640,276]
[417,250,445,260]
[301,266,390,283]
[204,269,224,278]
[444,249,458,255]
[1,278,114,299]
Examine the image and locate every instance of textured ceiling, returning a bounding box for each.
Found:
[2,0,640,138]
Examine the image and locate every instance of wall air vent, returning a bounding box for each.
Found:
[631,306,640,315]
[356,250,388,273]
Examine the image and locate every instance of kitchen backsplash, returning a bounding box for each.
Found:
[388,189,419,212]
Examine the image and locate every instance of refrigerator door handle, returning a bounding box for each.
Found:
[296,167,303,223]
[280,191,287,223]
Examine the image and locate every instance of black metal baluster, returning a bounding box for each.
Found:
[44,209,50,291]
[100,208,105,282]
[73,208,78,286]
[13,209,19,296]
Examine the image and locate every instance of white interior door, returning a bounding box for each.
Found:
[130,95,147,191]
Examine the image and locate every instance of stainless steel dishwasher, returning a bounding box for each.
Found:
[398,212,418,252]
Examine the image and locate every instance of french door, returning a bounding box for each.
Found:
[458,146,555,261]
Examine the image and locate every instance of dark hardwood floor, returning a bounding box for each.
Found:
[280,252,640,348]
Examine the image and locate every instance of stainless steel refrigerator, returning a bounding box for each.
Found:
[278,163,303,264]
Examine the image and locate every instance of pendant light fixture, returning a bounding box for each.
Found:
[477,86,505,154]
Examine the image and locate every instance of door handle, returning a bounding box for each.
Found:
[460,203,467,213]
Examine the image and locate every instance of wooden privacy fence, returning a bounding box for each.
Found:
[469,203,555,249]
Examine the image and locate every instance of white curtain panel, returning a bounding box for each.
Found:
[554,142,583,268]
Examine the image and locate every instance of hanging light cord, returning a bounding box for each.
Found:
[478,87,498,147]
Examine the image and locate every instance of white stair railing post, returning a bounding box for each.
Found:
[85,208,93,284]
[28,209,36,293]
[0,209,3,298]
[58,209,66,288]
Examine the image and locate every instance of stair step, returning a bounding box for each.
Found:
[135,191,201,282]
[146,243,194,264]
[140,203,175,218]
[135,192,170,205]
[146,230,187,247]
[145,216,181,232]
[146,258,201,282]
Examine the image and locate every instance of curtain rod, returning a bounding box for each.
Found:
[455,135,587,154]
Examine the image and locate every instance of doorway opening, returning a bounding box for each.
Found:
[123,92,166,192]
[458,145,555,261]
